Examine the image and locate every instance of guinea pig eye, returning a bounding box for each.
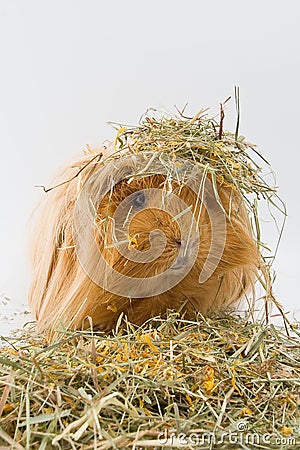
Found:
[132,191,146,209]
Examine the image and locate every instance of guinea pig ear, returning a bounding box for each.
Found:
[117,163,134,183]
[95,161,134,197]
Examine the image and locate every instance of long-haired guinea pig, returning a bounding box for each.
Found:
[29,144,260,335]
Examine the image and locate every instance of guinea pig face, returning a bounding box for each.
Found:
[91,167,258,301]
[95,175,198,280]
[92,171,253,305]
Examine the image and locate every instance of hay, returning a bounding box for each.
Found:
[0,313,299,449]
[109,104,279,202]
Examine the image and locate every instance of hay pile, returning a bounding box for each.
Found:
[0,314,299,449]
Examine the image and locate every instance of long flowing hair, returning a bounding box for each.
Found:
[29,149,260,337]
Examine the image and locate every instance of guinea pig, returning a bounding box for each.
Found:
[29,142,260,335]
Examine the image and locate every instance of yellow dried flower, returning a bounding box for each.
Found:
[138,333,160,352]
[107,303,118,312]
[114,127,127,149]
[203,366,215,392]
[2,403,15,414]
[186,394,194,409]
[280,426,292,435]
[128,234,138,250]
[239,407,253,417]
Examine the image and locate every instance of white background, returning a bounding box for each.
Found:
[0,1,299,335]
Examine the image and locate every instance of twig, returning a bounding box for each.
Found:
[35,152,103,193]
[234,85,240,141]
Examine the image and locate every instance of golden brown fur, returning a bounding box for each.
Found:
[29,148,260,336]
